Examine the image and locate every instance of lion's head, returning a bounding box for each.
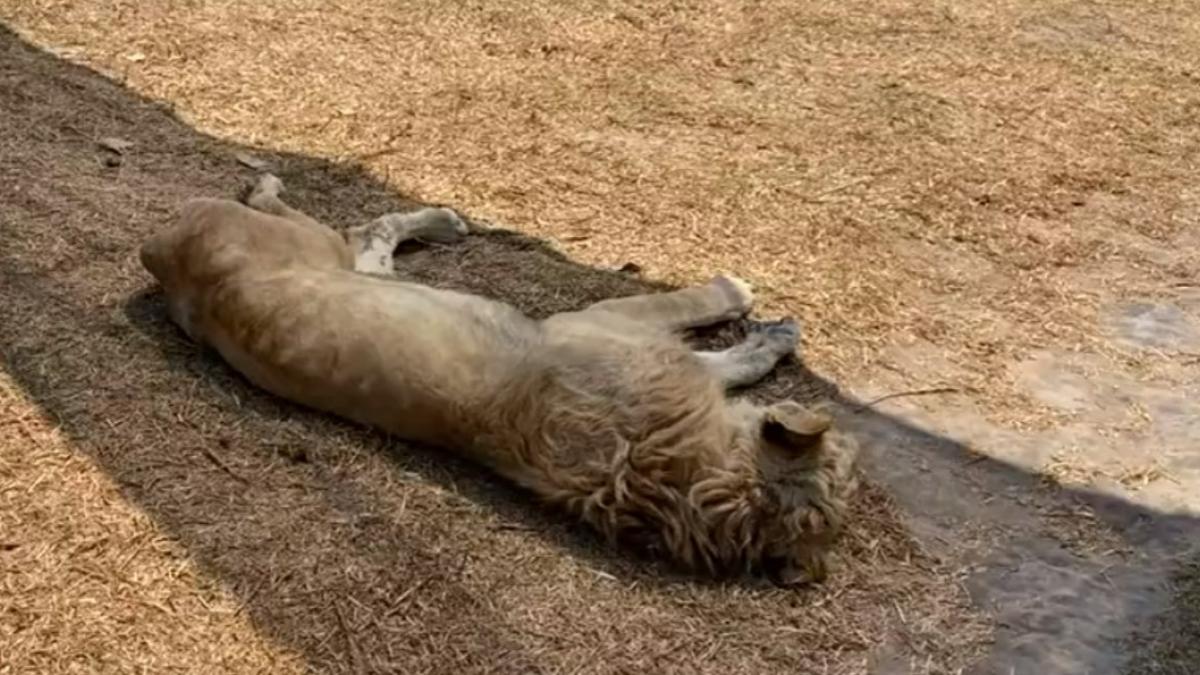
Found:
[688,400,861,586]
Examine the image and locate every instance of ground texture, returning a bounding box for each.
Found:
[1,1,1198,673]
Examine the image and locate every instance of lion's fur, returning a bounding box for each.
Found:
[139,186,861,585]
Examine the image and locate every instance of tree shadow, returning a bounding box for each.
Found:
[1,21,1196,675]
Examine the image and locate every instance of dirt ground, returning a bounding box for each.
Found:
[1,1,1198,673]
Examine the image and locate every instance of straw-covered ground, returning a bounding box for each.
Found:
[1,1,1198,673]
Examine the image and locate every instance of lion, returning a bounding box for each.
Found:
[139,174,861,586]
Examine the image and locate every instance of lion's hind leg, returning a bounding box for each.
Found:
[243,174,329,233]
[346,208,469,275]
[695,318,799,389]
[581,275,755,332]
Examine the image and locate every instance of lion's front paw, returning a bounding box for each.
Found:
[442,208,470,238]
[253,173,285,198]
[412,207,470,243]
[711,274,755,316]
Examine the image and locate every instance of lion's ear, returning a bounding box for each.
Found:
[762,403,831,454]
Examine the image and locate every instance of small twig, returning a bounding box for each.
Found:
[199,445,250,484]
[812,176,873,199]
[234,578,267,617]
[335,602,367,675]
[893,599,907,626]
[382,578,430,619]
[781,174,881,204]
[352,145,406,163]
[963,452,990,467]
[1173,351,1200,365]
[851,387,964,413]
[489,523,536,532]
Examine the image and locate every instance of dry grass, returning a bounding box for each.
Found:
[5,0,1198,428]
[1040,450,1173,492]
[3,0,1199,672]
[0,373,307,673]
[1125,559,1200,675]
[0,18,990,673]
[1040,449,1109,488]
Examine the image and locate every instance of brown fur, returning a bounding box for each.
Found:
[138,175,861,585]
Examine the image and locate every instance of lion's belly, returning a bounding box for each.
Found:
[198,269,538,448]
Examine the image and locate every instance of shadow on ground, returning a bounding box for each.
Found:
[0,24,1196,675]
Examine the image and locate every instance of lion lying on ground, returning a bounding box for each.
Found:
[139,174,861,585]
